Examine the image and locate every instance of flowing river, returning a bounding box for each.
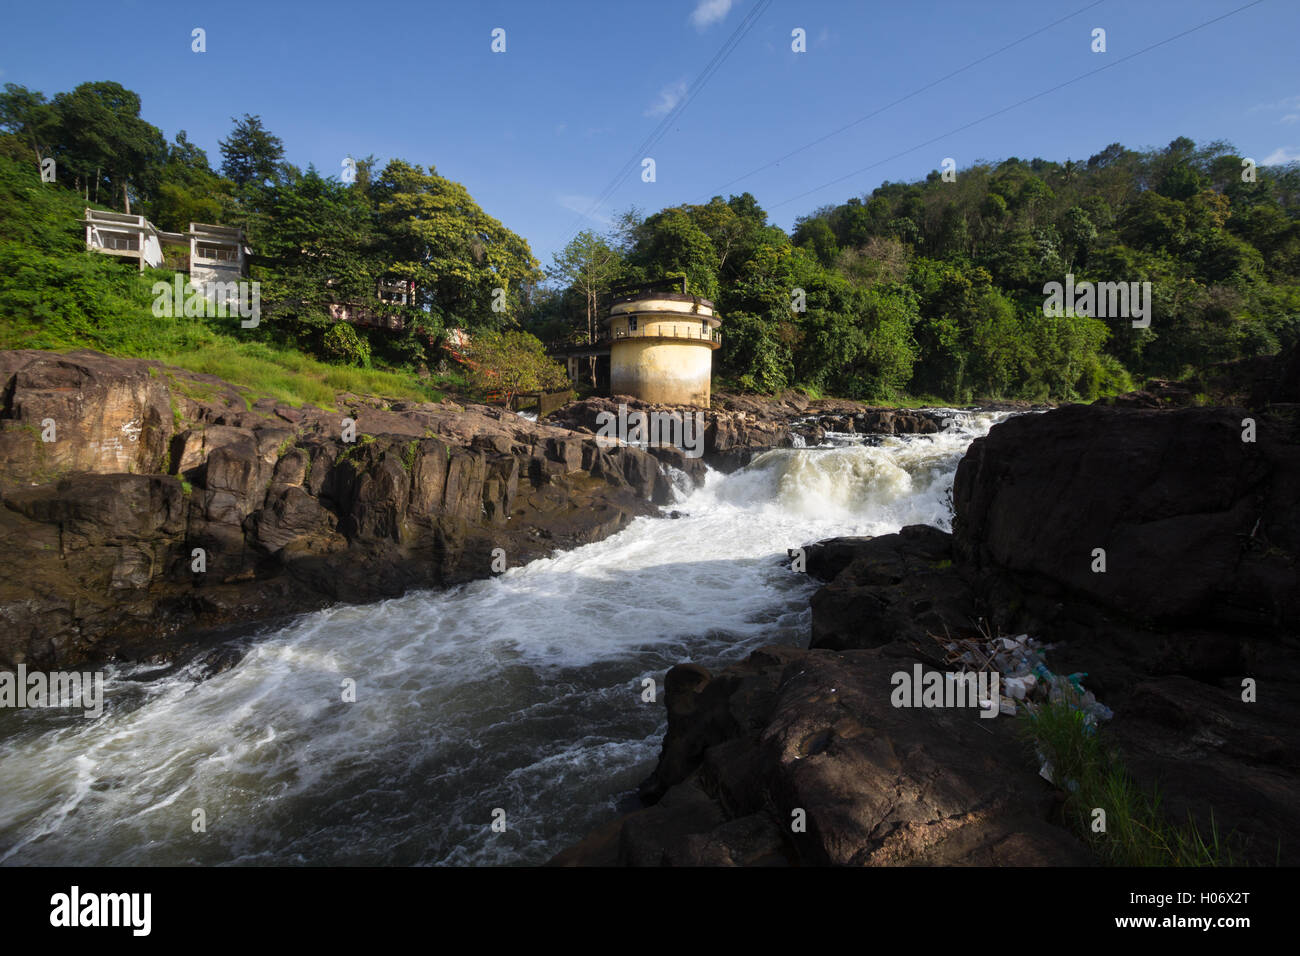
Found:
[0,411,1006,866]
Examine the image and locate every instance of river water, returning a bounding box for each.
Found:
[0,411,1005,866]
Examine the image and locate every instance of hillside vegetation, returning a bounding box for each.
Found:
[3,80,1298,406]
[535,138,1300,403]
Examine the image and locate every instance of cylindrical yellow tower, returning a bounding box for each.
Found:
[603,281,721,406]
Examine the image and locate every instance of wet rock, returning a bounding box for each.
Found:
[549,396,789,474]
[561,398,1300,867]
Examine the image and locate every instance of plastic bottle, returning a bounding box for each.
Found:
[1087,701,1114,722]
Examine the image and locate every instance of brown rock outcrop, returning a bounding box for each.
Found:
[554,644,1092,866]
[0,350,677,669]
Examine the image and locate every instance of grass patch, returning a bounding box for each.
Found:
[156,339,444,410]
[1021,694,1240,865]
[336,433,375,467]
[168,393,185,431]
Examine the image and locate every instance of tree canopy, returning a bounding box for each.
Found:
[2,78,1297,407]
[533,140,1300,403]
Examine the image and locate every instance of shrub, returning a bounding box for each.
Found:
[322,322,371,367]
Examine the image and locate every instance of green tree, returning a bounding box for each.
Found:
[219,114,286,188]
[372,160,540,329]
[627,207,719,299]
[322,322,371,367]
[50,81,166,211]
[149,131,227,231]
[547,229,623,345]
[463,330,569,406]
[0,83,59,166]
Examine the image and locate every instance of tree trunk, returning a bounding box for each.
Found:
[94,168,99,204]
[123,178,130,215]
[586,287,597,388]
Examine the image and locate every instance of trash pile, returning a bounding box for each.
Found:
[932,630,1114,787]
[932,631,1114,726]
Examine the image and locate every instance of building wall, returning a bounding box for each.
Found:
[142,233,163,269]
[609,297,718,324]
[610,340,713,406]
[85,223,163,269]
[190,259,243,288]
[608,314,716,340]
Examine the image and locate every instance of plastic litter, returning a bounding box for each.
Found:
[926,628,1114,739]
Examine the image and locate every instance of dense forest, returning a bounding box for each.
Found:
[538,139,1300,402]
[3,79,1298,405]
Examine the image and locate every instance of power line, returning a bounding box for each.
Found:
[768,0,1265,212]
[696,0,1108,203]
[550,0,773,254]
[556,0,771,245]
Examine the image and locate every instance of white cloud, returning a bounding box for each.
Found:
[1250,95,1300,124]
[1262,146,1300,165]
[645,80,687,118]
[690,0,736,30]
[1250,94,1300,113]
[557,194,612,225]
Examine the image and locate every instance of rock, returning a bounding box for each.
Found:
[549,396,789,474]
[807,525,976,652]
[953,404,1300,633]
[561,397,1300,867]
[0,349,677,669]
[558,644,1093,866]
[0,349,173,483]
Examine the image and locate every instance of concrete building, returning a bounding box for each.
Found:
[602,279,722,406]
[80,209,164,271]
[81,213,251,292]
[188,222,251,288]
[326,279,415,332]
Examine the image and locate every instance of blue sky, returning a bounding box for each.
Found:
[2,0,1297,269]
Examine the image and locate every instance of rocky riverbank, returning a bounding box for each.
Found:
[553,351,1300,866]
[0,350,691,669]
[4,351,967,671]
[548,390,1032,474]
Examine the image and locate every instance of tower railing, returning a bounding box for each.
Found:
[599,326,722,347]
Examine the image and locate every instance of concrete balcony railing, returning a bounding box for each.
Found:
[601,326,722,348]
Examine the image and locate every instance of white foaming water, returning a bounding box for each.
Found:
[0,412,1006,866]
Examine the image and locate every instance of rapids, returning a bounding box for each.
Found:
[0,411,1007,866]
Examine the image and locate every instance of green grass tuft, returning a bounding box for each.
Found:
[1020,693,1241,866]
